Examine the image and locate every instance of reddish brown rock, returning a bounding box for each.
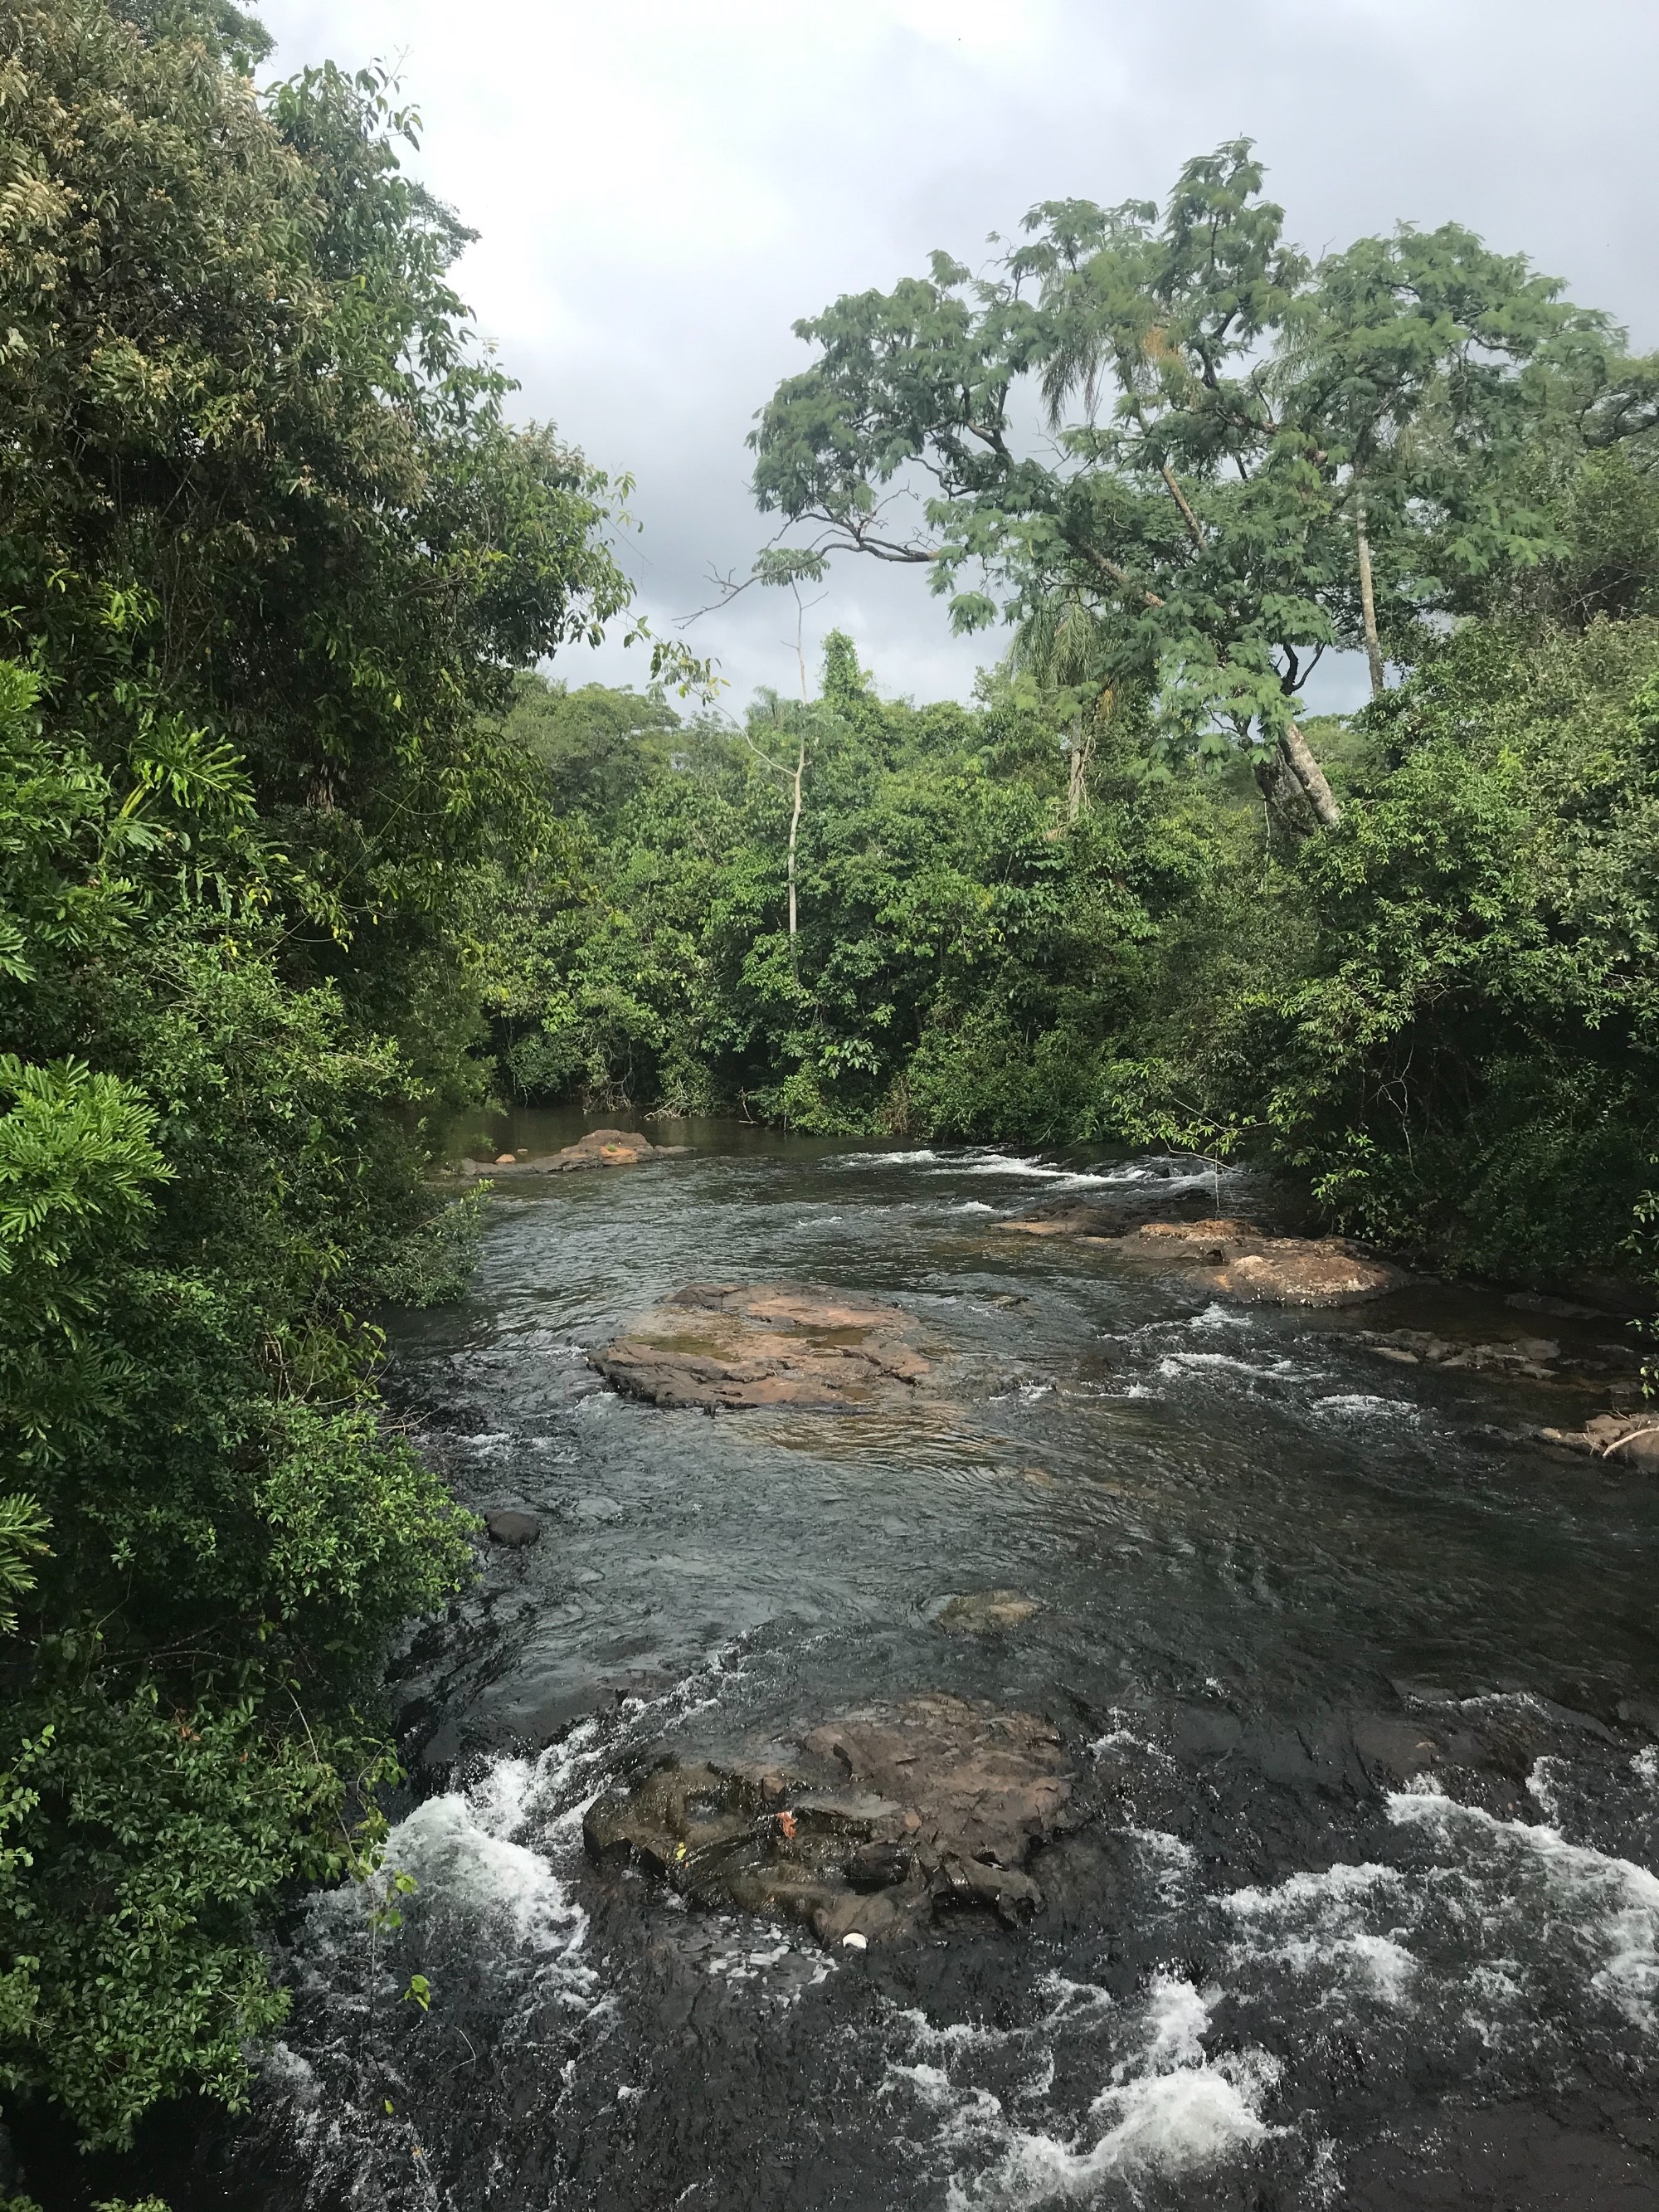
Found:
[583,1694,1072,1946]
[590,1281,932,1412]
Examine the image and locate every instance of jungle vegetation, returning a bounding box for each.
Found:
[0,0,1655,2180]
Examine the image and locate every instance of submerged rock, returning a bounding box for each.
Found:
[1347,1326,1639,1384]
[484,1508,541,1547]
[583,1694,1072,1945]
[590,1281,932,1412]
[1002,1211,1404,1305]
[936,1589,1044,1633]
[1540,1411,1659,1469]
[460,1128,689,1179]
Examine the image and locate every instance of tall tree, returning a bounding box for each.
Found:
[750,142,1652,828]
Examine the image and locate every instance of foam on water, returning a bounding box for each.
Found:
[284,1740,598,2005]
[391,1785,585,1955]
[1387,1785,1659,2030]
[1221,1860,1414,2007]
[1155,1349,1316,1383]
[1125,1825,1198,1902]
[948,1150,1184,1189]
[1199,1784,1659,2060]
[1186,1300,1254,1331]
[834,1147,941,1167]
[253,1667,758,2197]
[1314,1391,1423,1423]
[907,1975,1277,2209]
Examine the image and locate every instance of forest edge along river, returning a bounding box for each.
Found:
[138,1113,1659,2212]
[13,38,1659,2205]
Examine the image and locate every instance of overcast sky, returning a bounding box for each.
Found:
[256,0,1656,715]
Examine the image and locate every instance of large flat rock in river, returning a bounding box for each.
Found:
[589,1281,932,1412]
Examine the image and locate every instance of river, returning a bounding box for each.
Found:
[195,1119,1659,2210]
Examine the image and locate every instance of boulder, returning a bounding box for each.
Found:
[484,1508,541,1547]
[583,1693,1072,1946]
[1123,1217,1260,1250]
[590,1281,933,1413]
[1540,1411,1659,1469]
[994,1211,1401,1304]
[1108,1218,1403,1304]
[1196,1240,1402,1304]
[461,1128,690,1179]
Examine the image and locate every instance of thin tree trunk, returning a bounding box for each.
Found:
[785,586,810,962]
[1066,719,1092,821]
[1279,721,1342,829]
[786,728,804,959]
[1355,489,1385,698]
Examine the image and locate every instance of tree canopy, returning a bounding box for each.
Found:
[751,141,1659,826]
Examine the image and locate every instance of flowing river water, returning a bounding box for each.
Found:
[175,1120,1659,2210]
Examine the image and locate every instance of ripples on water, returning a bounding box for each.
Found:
[180,1124,1659,2210]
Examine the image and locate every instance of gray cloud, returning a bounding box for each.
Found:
[258,0,1658,713]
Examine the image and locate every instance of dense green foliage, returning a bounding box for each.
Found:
[489,587,1659,1288]
[490,143,1659,1292]
[479,643,1205,1135]
[1112,616,1659,1276]
[0,0,649,2151]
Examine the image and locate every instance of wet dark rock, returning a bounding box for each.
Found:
[1343,2103,1659,2212]
[1349,1715,1452,1784]
[460,1128,690,1179]
[590,1282,933,1413]
[846,1840,912,1890]
[582,1694,1072,1945]
[1170,1704,1245,1761]
[484,1509,541,1547]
